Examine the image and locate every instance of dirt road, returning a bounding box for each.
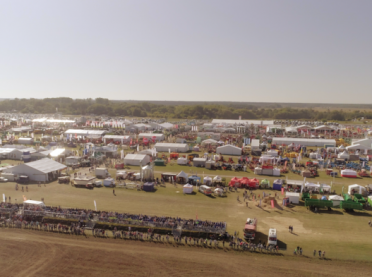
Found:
[1,228,371,277]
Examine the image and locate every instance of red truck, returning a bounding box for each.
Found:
[243,218,257,240]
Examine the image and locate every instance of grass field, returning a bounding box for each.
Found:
[2,158,372,264]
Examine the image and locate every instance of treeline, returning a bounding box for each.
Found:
[0,98,370,121]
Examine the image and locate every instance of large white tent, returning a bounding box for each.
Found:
[4,158,66,182]
[183,184,194,194]
[124,154,150,166]
[138,133,165,141]
[346,144,370,151]
[272,137,336,147]
[216,145,241,156]
[155,143,189,153]
[348,184,366,195]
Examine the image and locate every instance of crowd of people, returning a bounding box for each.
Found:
[4,203,226,233]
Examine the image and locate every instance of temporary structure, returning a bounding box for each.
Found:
[341,169,357,178]
[329,195,344,207]
[177,157,188,165]
[143,182,155,192]
[203,176,212,185]
[142,165,154,180]
[193,158,207,167]
[285,192,300,204]
[265,149,278,157]
[124,154,150,166]
[23,200,45,207]
[183,184,194,194]
[155,143,189,153]
[273,179,283,191]
[348,184,366,195]
[213,176,222,183]
[176,171,188,183]
[216,145,242,156]
[338,151,349,159]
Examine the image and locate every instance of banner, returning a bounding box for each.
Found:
[94,200,97,211]
[3,194,5,202]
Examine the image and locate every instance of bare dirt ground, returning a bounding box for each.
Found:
[1,229,372,277]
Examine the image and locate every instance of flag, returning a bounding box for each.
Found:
[94,200,97,211]
[23,195,27,201]
[3,194,5,202]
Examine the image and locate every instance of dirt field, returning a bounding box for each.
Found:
[1,228,372,277]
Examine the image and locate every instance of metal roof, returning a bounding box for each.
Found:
[23,158,67,173]
[103,135,130,139]
[64,129,106,135]
[211,119,274,125]
[155,143,188,148]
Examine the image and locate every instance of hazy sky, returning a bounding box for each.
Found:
[1,0,371,103]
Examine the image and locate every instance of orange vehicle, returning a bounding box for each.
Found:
[243,218,257,240]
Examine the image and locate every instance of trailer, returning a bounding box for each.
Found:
[301,192,310,201]
[305,199,333,210]
[340,201,363,211]
[343,193,353,202]
[353,193,366,204]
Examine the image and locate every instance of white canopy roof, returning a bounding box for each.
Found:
[23,200,45,206]
[346,144,369,150]
[24,158,67,173]
[305,182,320,188]
[213,176,222,181]
[204,176,212,181]
[329,195,344,201]
[177,171,188,178]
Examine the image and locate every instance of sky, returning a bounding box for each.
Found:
[0,0,371,103]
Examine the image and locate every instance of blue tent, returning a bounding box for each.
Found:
[143,182,155,192]
[273,179,283,191]
[321,196,328,200]
[188,175,201,185]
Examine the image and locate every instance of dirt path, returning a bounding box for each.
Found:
[1,228,371,277]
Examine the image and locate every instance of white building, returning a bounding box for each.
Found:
[216,145,242,156]
[138,133,165,141]
[272,137,336,147]
[154,143,189,153]
[4,158,67,182]
[124,154,151,166]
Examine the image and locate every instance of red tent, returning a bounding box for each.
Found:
[248,178,259,189]
[229,177,241,187]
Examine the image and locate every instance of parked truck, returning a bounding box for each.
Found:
[243,218,257,240]
[353,194,366,204]
[305,199,333,210]
[340,201,363,211]
[267,228,277,246]
[95,168,109,179]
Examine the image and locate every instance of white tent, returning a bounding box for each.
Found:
[216,145,242,156]
[214,188,224,196]
[338,151,349,159]
[177,171,188,182]
[285,192,300,204]
[265,149,278,157]
[183,184,194,194]
[305,182,320,188]
[341,169,357,178]
[177,157,188,165]
[346,144,369,151]
[329,195,344,207]
[348,184,366,195]
[142,165,154,180]
[259,156,275,164]
[338,145,345,150]
[23,200,45,206]
[203,176,212,184]
[201,139,218,145]
[213,176,222,182]
[124,154,150,166]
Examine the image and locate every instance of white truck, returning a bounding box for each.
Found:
[95,168,109,179]
[268,228,277,246]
